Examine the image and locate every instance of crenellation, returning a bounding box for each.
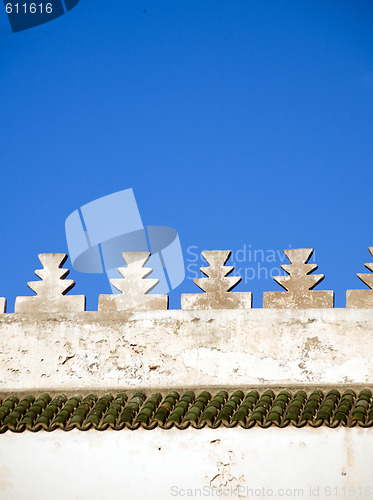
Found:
[263,249,334,309]
[2,247,373,310]
[14,253,85,313]
[98,251,168,311]
[181,250,252,310]
[346,247,373,308]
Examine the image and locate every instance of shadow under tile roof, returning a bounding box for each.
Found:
[1,388,373,432]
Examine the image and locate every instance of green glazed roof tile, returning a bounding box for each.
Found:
[1,388,373,432]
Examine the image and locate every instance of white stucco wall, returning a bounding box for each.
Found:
[0,427,371,500]
[0,308,373,390]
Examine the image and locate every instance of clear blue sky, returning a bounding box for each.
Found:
[1,1,373,310]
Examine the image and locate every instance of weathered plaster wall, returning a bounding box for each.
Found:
[0,309,373,390]
[0,427,371,500]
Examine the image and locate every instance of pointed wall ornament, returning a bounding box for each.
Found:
[346,247,373,308]
[0,298,5,313]
[98,252,168,311]
[181,250,252,310]
[14,253,85,313]
[263,248,334,309]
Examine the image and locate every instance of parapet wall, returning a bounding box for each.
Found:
[1,308,372,391]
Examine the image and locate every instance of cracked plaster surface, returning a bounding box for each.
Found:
[0,309,372,390]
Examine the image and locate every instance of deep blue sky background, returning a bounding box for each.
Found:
[1,1,373,310]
